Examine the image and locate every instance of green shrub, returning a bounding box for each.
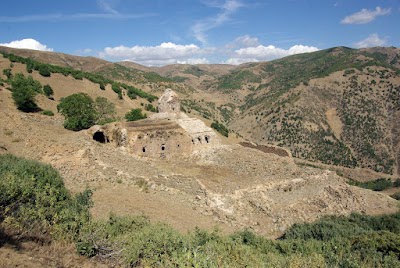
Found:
[144,103,157,112]
[0,154,92,240]
[394,179,400,188]
[348,178,393,191]
[11,73,42,112]
[2,68,12,79]
[211,121,229,137]
[41,110,54,116]
[72,71,84,80]
[125,108,147,121]
[57,93,97,131]
[43,84,54,97]
[38,65,51,77]
[112,83,123,99]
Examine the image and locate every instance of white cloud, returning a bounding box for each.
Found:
[341,6,391,24]
[226,35,260,49]
[0,38,53,51]
[177,58,210,65]
[354,33,387,48]
[99,42,211,66]
[225,57,258,65]
[192,0,243,44]
[226,44,319,64]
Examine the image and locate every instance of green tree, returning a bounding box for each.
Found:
[57,93,97,131]
[125,108,147,121]
[94,96,116,125]
[43,84,54,97]
[11,73,41,112]
[38,64,51,77]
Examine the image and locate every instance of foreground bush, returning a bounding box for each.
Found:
[0,154,92,240]
[75,212,400,267]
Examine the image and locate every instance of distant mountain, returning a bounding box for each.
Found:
[1,45,399,176]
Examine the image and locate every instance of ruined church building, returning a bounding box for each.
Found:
[90,89,220,159]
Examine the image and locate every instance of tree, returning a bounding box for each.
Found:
[94,96,116,125]
[38,65,51,77]
[43,84,54,97]
[11,73,41,112]
[57,93,97,131]
[125,108,147,121]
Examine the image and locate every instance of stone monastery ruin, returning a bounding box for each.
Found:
[89,88,220,159]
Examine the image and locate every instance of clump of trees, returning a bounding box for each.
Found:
[57,93,117,131]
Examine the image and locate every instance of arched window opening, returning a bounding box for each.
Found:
[142,147,146,153]
[93,131,107,143]
[161,144,166,151]
[205,136,210,143]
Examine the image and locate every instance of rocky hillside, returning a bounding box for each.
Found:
[1,45,399,176]
[150,47,400,176]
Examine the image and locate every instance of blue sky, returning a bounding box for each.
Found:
[0,0,399,66]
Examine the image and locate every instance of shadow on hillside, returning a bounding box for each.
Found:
[0,227,21,250]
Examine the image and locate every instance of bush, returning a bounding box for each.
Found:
[348,178,393,191]
[2,68,12,79]
[211,121,229,137]
[144,103,157,112]
[41,110,54,116]
[57,93,97,131]
[0,154,92,240]
[38,65,51,77]
[43,84,54,97]
[125,108,147,121]
[112,83,123,99]
[11,73,42,112]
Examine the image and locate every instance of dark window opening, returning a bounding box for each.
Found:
[205,136,210,143]
[197,137,202,144]
[161,144,166,151]
[93,131,107,143]
[177,144,180,147]
[142,147,146,153]
[191,139,194,144]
